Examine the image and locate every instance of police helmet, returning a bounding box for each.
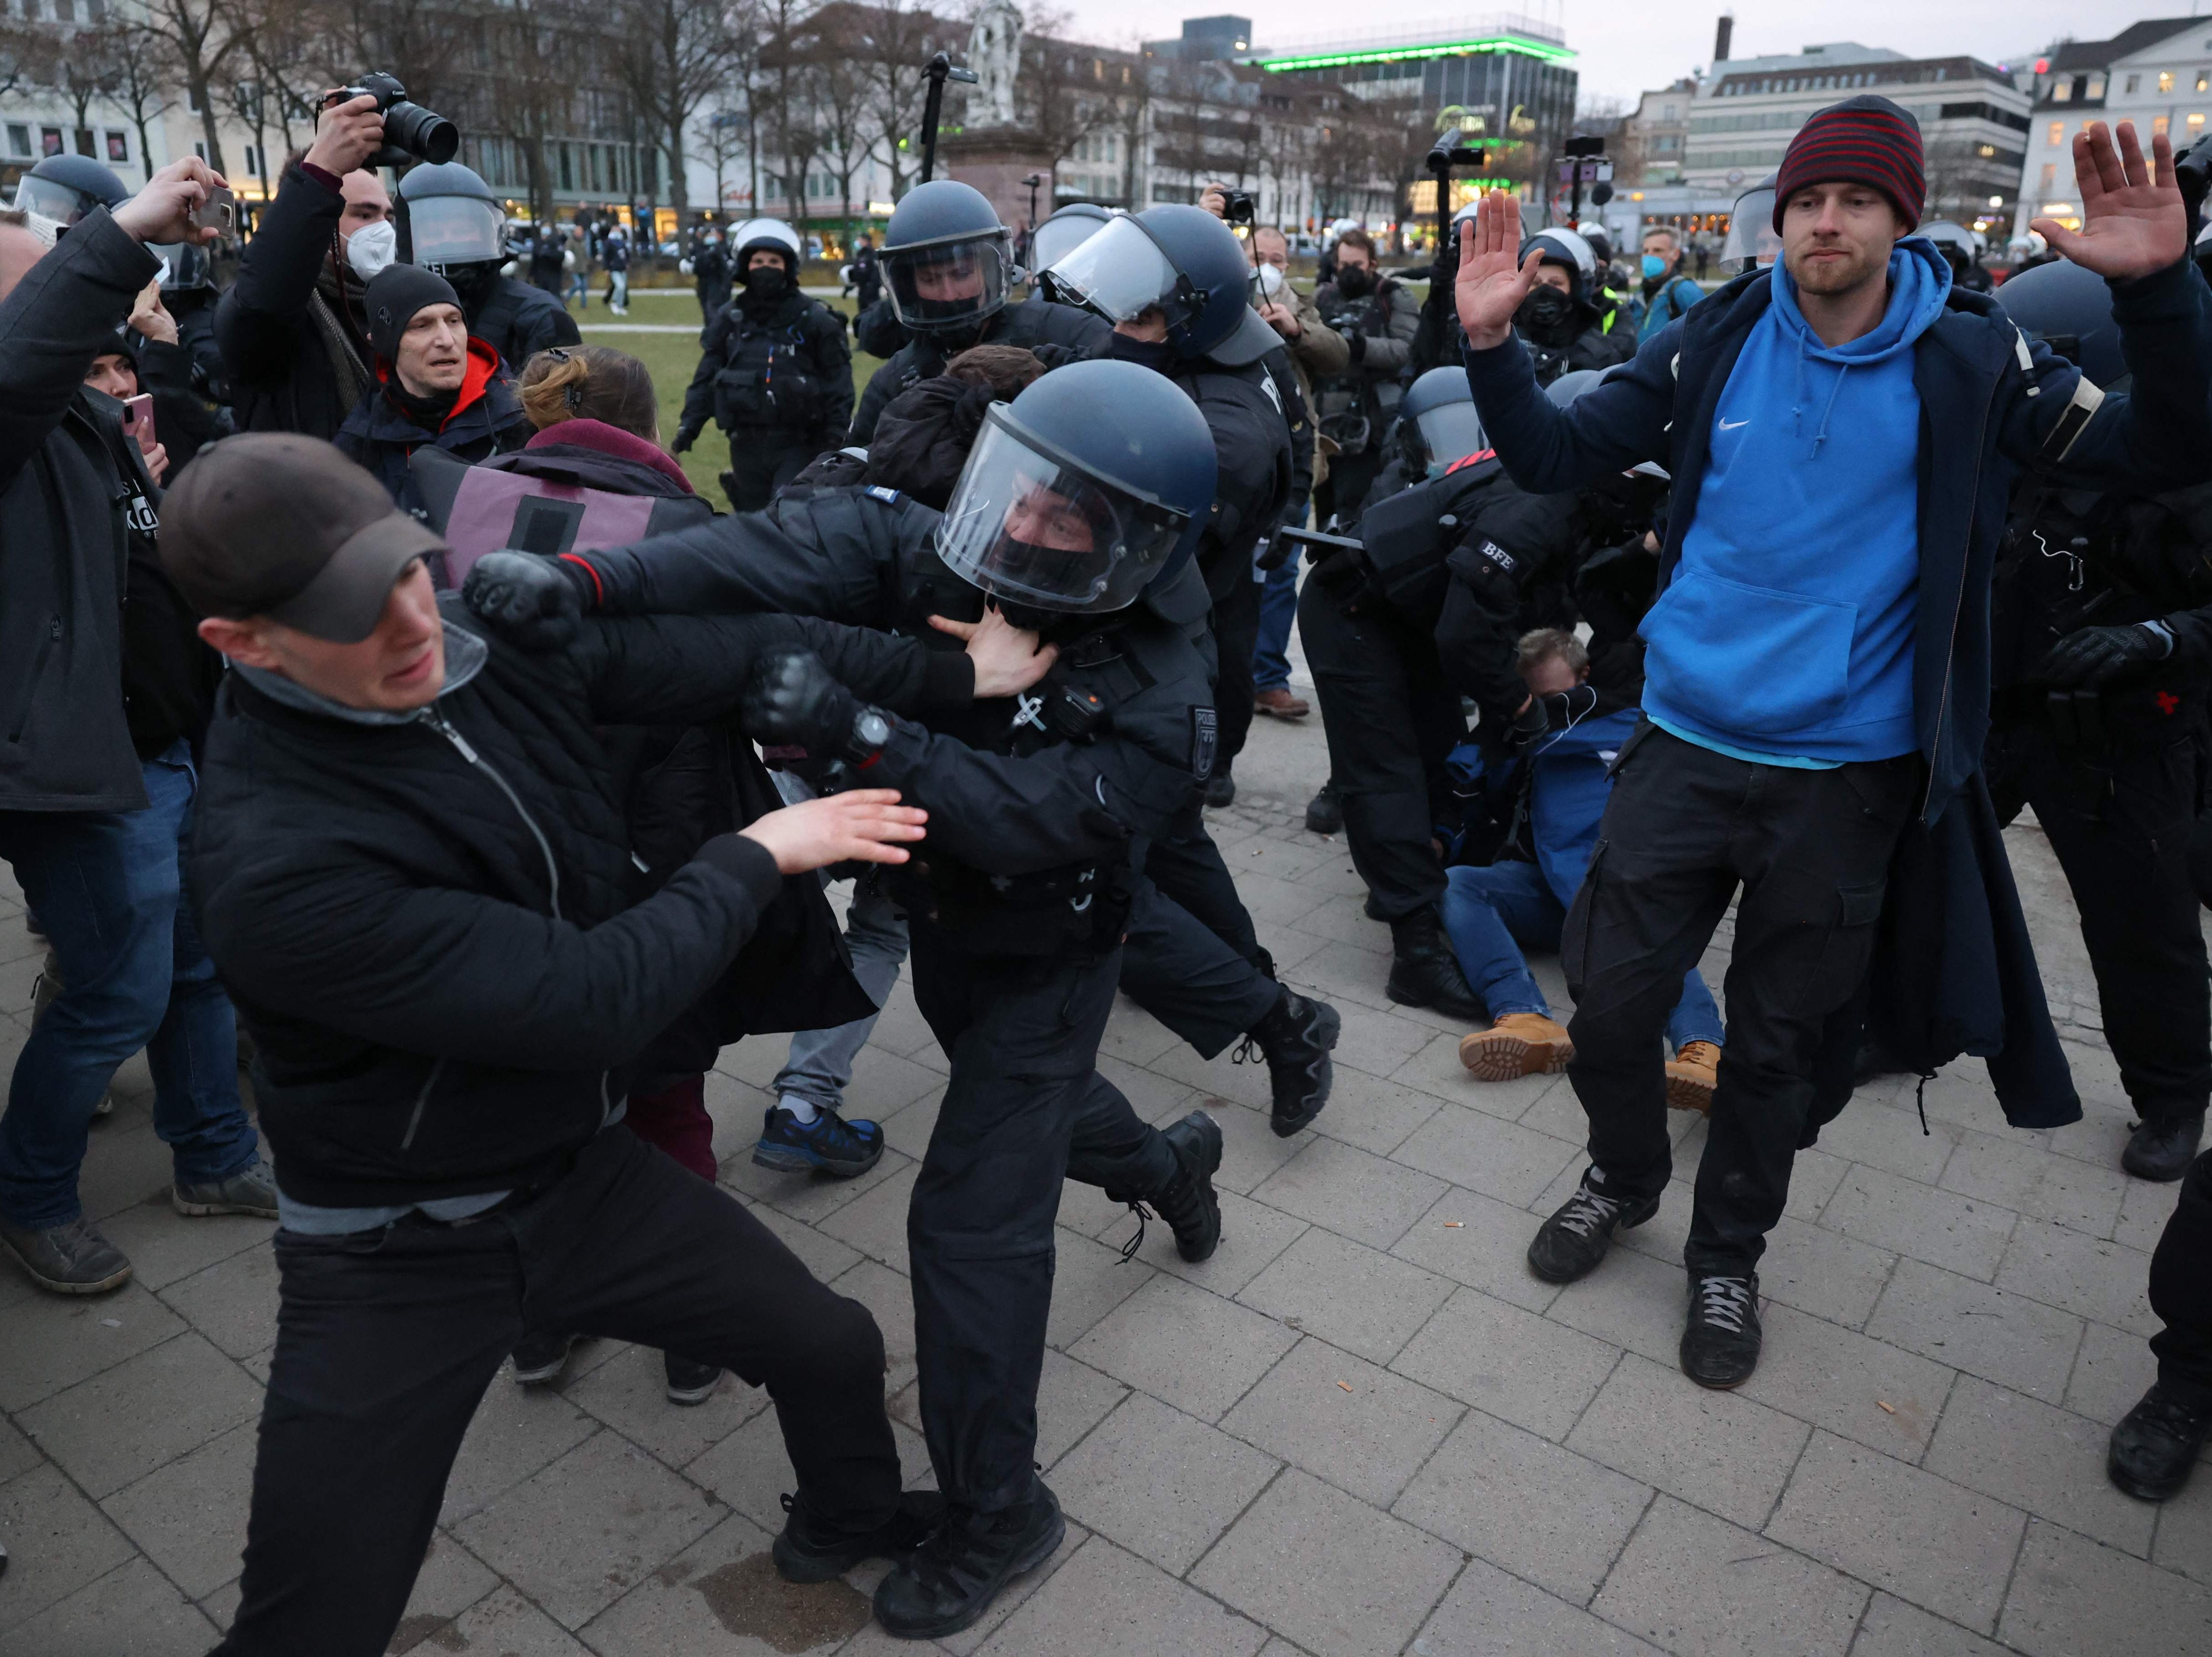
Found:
[15,154,129,227]
[1030,203,1114,298]
[1575,220,1614,266]
[732,217,802,272]
[1041,203,1250,359]
[149,240,213,293]
[935,358,1218,614]
[396,162,507,272]
[1917,220,1978,256]
[1544,367,1608,407]
[1400,367,1489,475]
[881,180,1014,334]
[1719,178,1781,275]
[1995,257,2127,388]
[1520,228,1595,304]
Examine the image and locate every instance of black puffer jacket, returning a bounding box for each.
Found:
[189,599,976,1208]
[215,163,371,442]
[0,208,164,812]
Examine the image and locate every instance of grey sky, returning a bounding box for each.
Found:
[1055,3,2127,108]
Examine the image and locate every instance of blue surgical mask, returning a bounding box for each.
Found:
[1641,253,1668,279]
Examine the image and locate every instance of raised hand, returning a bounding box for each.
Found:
[1453,189,1543,350]
[737,789,928,873]
[928,606,1058,698]
[111,156,227,248]
[2033,121,2187,281]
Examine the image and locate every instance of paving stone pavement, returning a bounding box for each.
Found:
[2,708,2210,1656]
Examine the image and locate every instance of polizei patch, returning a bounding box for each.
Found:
[1190,706,1217,780]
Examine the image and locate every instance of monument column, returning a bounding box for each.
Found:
[940,0,1057,248]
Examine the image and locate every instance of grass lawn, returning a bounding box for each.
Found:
[571,291,889,505]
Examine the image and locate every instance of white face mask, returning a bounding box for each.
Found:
[1254,262,1286,299]
[346,219,397,282]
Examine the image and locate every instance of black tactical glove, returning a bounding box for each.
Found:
[461,551,594,651]
[743,649,890,762]
[2033,621,2174,687]
[672,425,699,454]
[1345,330,1368,365]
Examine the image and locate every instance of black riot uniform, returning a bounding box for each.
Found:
[468,361,1235,1637]
[676,218,852,510]
[1297,439,1587,1018]
[849,179,1110,443]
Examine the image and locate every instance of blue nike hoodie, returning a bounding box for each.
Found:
[1639,238,1952,762]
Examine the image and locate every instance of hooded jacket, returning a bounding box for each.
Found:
[1462,248,2212,1127]
[336,337,531,513]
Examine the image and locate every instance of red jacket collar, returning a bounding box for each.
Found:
[374,337,505,433]
[523,418,695,493]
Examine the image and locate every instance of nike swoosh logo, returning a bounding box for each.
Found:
[1718,418,1749,431]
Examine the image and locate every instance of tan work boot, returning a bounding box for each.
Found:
[1459,1012,1574,1082]
[1665,1041,1721,1113]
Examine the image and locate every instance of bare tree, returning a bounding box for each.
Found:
[614,0,747,221]
[99,23,175,183]
[137,0,250,172]
[847,0,947,205]
[0,19,61,104]
[53,32,123,153]
[702,102,747,215]
[1008,14,1120,206]
[758,0,825,221]
[807,19,876,250]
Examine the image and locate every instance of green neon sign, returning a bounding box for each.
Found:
[1256,37,1577,73]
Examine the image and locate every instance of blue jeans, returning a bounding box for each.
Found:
[0,741,258,1227]
[1443,861,1724,1050]
[1253,552,1300,693]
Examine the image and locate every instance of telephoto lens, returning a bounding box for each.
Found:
[340,72,460,168]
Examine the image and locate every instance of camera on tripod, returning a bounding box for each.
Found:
[335,73,459,168]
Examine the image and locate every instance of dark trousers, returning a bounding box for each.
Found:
[1121,794,1278,1057]
[1562,726,1920,1274]
[720,431,821,513]
[1212,572,1262,768]
[2150,1150,2212,1403]
[907,932,1159,1511]
[1299,579,1468,919]
[214,1129,899,1657]
[1987,717,2211,1123]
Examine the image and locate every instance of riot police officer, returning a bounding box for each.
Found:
[850,180,1110,442]
[13,152,129,227]
[1041,203,1312,806]
[397,162,580,371]
[1028,201,1113,301]
[1990,258,2212,1181]
[1295,370,1597,1019]
[469,362,1234,1637]
[674,217,852,511]
[1512,228,1634,384]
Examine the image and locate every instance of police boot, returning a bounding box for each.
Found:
[1305,778,1344,835]
[2123,1111,2206,1183]
[1152,1111,1225,1262]
[873,1479,1066,1639]
[1236,986,1342,1136]
[1386,906,1485,1022]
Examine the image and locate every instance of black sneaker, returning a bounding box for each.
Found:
[1305,779,1344,835]
[0,1215,131,1295]
[1154,1112,1224,1263]
[1204,767,1237,809]
[1237,987,1341,1137]
[773,1488,945,1584]
[663,1352,721,1405]
[2122,1111,2206,1182]
[752,1102,885,1179]
[872,1481,1065,1640]
[511,1330,578,1387]
[1385,907,1485,1022]
[1681,1271,1763,1389]
[1526,1182,1659,1285]
[2108,1383,2212,1502]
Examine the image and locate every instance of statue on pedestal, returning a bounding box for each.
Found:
[967,0,1024,129]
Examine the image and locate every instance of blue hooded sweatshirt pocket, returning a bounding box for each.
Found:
[1640,569,1857,738]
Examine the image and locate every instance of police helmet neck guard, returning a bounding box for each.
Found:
[1401,366,1488,474]
[882,180,1014,335]
[934,358,1218,615]
[1039,203,1249,360]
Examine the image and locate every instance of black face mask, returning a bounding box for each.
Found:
[443,263,499,316]
[1107,332,1175,374]
[1516,284,1575,342]
[741,265,792,298]
[1335,264,1375,298]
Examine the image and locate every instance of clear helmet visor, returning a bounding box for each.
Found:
[1414,402,1489,473]
[1030,212,1110,275]
[1719,190,1781,273]
[15,174,96,226]
[885,234,1011,330]
[936,408,1192,614]
[408,196,507,268]
[1040,214,1179,327]
[148,241,211,291]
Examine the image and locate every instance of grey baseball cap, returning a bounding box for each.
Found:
[157,434,447,643]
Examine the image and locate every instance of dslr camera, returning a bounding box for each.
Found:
[1219,187,1256,225]
[336,73,459,168]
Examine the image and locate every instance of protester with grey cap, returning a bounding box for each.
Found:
[0,155,277,1298]
[335,263,528,514]
[170,432,1057,1655]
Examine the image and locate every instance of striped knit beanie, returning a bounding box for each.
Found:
[1772,95,1925,233]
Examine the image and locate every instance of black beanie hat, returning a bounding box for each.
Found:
[1773,94,1926,233]
[363,264,464,363]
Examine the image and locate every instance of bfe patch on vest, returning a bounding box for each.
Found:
[1190,707,1218,780]
[1475,538,1518,575]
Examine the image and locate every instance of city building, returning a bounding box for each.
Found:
[2013,16,2212,239]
